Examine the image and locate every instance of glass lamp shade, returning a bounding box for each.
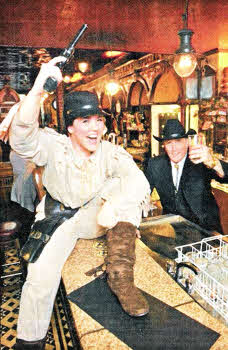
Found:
[63,75,71,83]
[173,53,197,77]
[105,80,120,96]
[78,61,89,73]
[71,72,83,82]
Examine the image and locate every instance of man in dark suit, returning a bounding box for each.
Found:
[145,119,228,233]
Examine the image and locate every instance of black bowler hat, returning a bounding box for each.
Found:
[187,128,197,135]
[64,91,105,127]
[153,119,188,142]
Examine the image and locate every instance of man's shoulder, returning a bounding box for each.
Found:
[148,154,167,165]
[146,154,169,174]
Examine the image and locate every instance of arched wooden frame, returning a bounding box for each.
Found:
[0,86,20,104]
[127,80,149,108]
[149,69,183,104]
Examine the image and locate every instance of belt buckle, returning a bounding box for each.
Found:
[31,230,42,239]
[60,203,65,211]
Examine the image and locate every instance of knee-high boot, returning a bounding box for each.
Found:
[15,336,46,350]
[105,221,149,317]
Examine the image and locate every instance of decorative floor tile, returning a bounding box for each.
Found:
[1,254,80,350]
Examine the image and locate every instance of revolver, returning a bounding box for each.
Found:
[44,24,88,93]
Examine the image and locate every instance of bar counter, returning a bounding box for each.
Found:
[62,222,228,350]
[211,180,228,235]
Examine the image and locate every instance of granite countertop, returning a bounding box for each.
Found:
[62,237,228,350]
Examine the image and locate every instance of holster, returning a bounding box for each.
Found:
[20,193,79,263]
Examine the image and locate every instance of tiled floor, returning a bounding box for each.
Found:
[0,201,81,350]
[0,278,80,349]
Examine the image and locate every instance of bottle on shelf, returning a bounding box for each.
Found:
[123,133,128,148]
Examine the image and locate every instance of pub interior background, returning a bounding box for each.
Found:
[1,1,228,349]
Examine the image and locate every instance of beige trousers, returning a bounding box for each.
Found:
[16,175,143,341]
[16,195,105,341]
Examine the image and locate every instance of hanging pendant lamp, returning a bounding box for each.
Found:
[173,0,197,78]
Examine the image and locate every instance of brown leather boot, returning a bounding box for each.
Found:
[15,336,46,350]
[105,221,149,317]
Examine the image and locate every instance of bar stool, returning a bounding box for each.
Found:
[0,221,26,293]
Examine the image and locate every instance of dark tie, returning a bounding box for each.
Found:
[174,164,179,193]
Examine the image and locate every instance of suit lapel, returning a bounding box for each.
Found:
[163,156,176,194]
[179,155,194,189]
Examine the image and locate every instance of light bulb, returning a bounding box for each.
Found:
[103,51,124,58]
[63,75,71,83]
[105,80,120,96]
[173,53,197,78]
[78,61,89,73]
[71,72,83,82]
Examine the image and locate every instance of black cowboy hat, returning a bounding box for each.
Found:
[63,91,110,131]
[153,119,190,142]
[64,91,106,121]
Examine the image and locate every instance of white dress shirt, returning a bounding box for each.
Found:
[171,154,187,191]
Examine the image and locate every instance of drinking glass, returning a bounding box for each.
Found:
[188,134,201,161]
[188,134,198,149]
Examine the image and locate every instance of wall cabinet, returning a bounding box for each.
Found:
[212,187,228,234]
[213,121,228,156]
